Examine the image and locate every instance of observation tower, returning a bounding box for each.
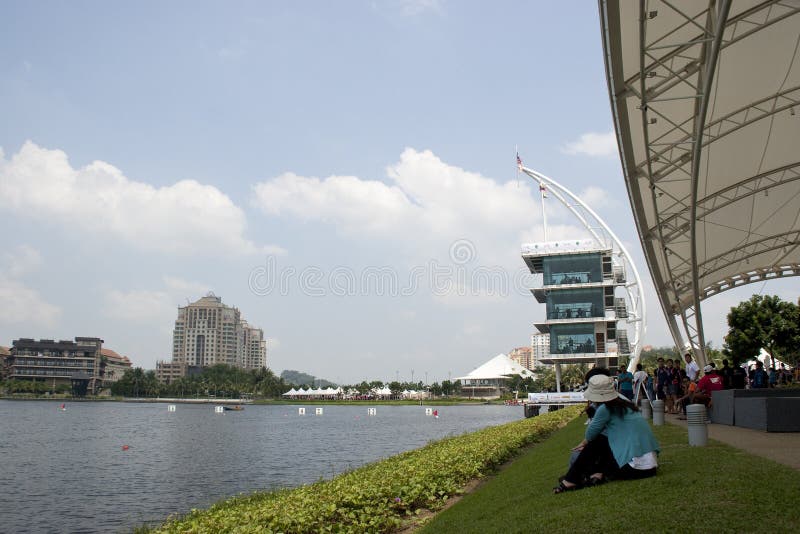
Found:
[519,164,646,389]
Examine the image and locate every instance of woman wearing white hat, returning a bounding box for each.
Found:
[554,374,660,493]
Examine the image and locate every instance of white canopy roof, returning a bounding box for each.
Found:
[455,354,534,381]
[283,388,298,396]
[601,1,800,364]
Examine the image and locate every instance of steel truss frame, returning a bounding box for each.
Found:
[608,0,800,366]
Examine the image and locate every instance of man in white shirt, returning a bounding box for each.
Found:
[684,353,700,381]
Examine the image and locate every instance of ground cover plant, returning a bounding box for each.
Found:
[420,417,800,533]
[149,407,580,533]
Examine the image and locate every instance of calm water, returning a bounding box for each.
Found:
[0,400,523,533]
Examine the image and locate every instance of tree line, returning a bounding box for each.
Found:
[110,364,287,398]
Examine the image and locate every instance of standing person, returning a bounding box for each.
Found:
[655,358,669,404]
[617,366,634,400]
[720,359,734,389]
[666,359,680,414]
[768,367,778,388]
[731,363,747,389]
[633,363,648,400]
[684,353,700,382]
[750,361,769,389]
[553,375,660,493]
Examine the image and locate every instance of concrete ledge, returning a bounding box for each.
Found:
[712,389,800,432]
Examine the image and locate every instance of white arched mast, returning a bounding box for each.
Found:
[520,166,647,371]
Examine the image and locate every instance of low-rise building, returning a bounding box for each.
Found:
[6,337,132,394]
[455,354,534,399]
[0,345,11,379]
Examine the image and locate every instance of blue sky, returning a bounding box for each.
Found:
[1,1,794,384]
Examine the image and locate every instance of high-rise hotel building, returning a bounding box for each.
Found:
[159,294,266,382]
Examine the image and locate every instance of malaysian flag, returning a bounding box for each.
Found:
[539,183,548,198]
[516,153,523,169]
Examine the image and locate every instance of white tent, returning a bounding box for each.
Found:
[295,387,308,396]
[745,348,793,371]
[455,353,534,382]
[282,388,298,397]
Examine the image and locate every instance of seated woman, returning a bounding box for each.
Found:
[554,374,660,493]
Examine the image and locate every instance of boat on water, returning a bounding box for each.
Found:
[223,405,244,411]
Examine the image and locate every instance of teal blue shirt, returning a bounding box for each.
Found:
[617,371,634,392]
[585,404,660,468]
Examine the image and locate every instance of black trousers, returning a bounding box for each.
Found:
[563,435,656,484]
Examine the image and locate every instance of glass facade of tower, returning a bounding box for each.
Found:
[522,239,628,368]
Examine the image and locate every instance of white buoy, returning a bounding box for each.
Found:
[425,408,433,416]
[315,407,323,416]
[368,407,376,416]
[298,407,306,415]
[168,405,176,412]
[215,406,224,413]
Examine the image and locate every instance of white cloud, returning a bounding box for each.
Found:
[0,274,61,327]
[253,148,547,265]
[103,275,210,324]
[163,275,211,296]
[104,288,174,324]
[399,0,444,16]
[579,186,616,209]
[0,141,282,256]
[2,244,42,277]
[562,131,618,157]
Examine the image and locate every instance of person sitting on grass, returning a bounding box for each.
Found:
[554,375,660,493]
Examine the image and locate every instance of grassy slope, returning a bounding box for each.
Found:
[420,419,800,534]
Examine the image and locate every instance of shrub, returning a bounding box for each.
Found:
[152,406,580,533]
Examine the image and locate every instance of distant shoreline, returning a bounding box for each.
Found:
[0,395,504,406]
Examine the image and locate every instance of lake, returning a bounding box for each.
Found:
[0,400,524,533]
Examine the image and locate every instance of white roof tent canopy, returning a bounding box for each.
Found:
[455,354,534,381]
[600,0,800,366]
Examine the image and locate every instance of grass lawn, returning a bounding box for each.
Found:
[419,418,800,533]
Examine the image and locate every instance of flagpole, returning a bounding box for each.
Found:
[515,145,519,188]
[540,181,548,241]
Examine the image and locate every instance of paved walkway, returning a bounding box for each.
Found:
[663,411,800,470]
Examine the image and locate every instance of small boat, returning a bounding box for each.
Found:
[223,405,244,411]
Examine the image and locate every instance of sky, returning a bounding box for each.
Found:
[1,1,796,384]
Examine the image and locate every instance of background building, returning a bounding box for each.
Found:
[530,333,550,368]
[508,346,533,371]
[160,293,266,382]
[240,321,267,370]
[6,337,131,394]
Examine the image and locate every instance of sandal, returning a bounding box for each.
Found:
[553,481,580,494]
[586,475,607,487]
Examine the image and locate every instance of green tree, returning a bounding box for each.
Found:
[725,295,800,366]
[388,381,403,396]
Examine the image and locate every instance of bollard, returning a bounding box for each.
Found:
[524,404,540,418]
[639,399,652,420]
[686,404,708,446]
[651,399,665,426]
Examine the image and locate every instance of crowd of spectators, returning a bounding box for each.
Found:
[618,353,794,419]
